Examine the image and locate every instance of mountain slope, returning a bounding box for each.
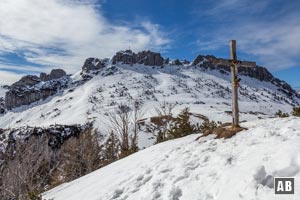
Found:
[42,117,300,200]
[0,64,298,128]
[0,62,299,149]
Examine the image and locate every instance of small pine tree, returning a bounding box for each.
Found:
[292,107,300,117]
[100,131,119,165]
[167,107,196,139]
[275,110,289,118]
[199,120,219,133]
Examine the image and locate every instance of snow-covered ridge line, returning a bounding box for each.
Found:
[2,49,299,112]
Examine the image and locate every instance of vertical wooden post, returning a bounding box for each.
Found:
[230,40,239,128]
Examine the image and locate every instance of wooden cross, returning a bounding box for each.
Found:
[217,40,256,128]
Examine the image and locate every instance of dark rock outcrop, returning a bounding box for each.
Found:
[2,124,87,152]
[0,97,5,114]
[40,69,66,81]
[164,58,170,65]
[137,50,164,66]
[12,75,41,87]
[192,54,297,97]
[112,50,164,66]
[112,50,136,65]
[171,59,183,66]
[5,70,69,110]
[182,60,190,65]
[192,55,216,66]
[82,58,106,73]
[80,58,109,81]
[192,55,206,66]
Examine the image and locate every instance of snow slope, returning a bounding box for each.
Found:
[43,117,300,200]
[1,64,298,129]
[1,64,299,149]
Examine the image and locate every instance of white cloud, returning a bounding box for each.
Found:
[0,71,23,85]
[195,0,300,71]
[0,0,170,79]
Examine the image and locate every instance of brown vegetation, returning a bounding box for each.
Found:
[197,123,247,140]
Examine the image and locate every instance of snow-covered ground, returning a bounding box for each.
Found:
[43,117,300,200]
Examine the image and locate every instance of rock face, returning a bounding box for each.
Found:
[82,58,106,73]
[2,124,86,152]
[5,69,69,110]
[40,69,66,81]
[0,97,5,114]
[192,55,297,97]
[112,50,164,66]
[171,59,183,66]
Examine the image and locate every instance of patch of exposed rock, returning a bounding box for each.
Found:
[0,97,5,114]
[40,69,66,81]
[80,58,116,82]
[112,50,164,66]
[82,58,107,73]
[171,59,183,66]
[5,69,69,110]
[1,124,87,153]
[192,55,297,97]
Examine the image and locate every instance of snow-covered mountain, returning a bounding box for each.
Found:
[1,50,300,199]
[0,50,299,149]
[42,117,300,200]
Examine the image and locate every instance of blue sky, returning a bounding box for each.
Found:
[0,0,299,89]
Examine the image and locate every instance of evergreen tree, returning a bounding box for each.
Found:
[168,107,196,138]
[101,131,119,165]
[292,107,300,117]
[275,110,289,118]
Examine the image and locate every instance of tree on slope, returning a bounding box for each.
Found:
[168,107,196,139]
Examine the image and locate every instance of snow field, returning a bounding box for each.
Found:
[43,117,300,200]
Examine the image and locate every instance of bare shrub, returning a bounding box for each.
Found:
[0,135,53,200]
[60,128,102,182]
[109,101,144,158]
[154,101,175,143]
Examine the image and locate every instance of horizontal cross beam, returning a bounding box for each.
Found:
[216,58,256,68]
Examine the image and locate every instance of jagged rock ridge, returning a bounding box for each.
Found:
[5,69,69,110]
[192,55,297,97]
[2,49,299,111]
[112,50,164,66]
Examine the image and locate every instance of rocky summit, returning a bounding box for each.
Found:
[40,69,66,81]
[112,49,164,66]
[82,58,107,73]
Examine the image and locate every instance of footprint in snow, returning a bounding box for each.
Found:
[169,187,182,200]
[141,175,153,184]
[159,168,171,173]
[111,188,124,199]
